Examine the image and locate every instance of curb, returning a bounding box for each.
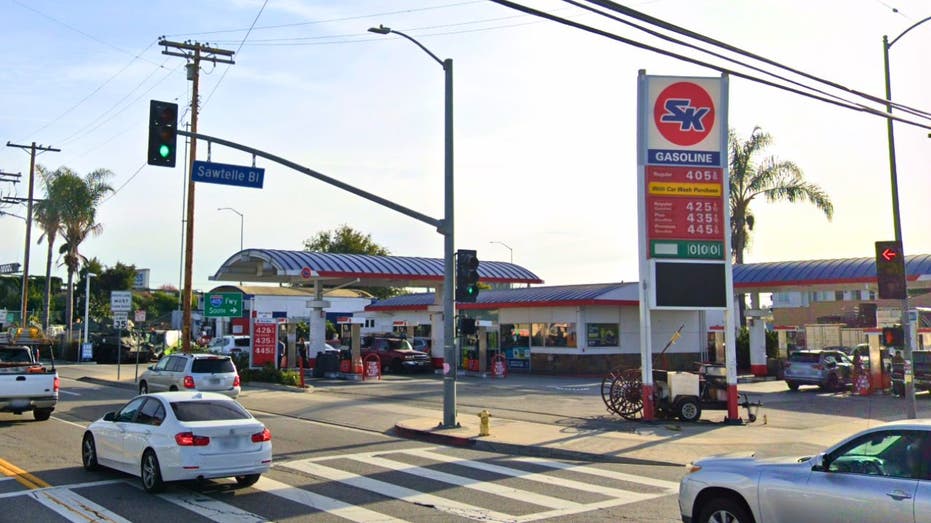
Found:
[75,377,311,394]
[393,423,683,467]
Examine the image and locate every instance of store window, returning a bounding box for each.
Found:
[587,323,619,347]
[546,323,577,347]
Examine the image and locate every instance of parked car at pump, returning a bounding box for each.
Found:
[784,349,852,391]
[138,353,241,398]
[208,335,251,355]
[81,391,272,493]
[679,419,931,523]
[362,336,431,373]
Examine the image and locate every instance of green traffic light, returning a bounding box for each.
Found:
[159,144,171,158]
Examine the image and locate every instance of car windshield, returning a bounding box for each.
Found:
[790,353,820,363]
[234,338,250,347]
[0,347,31,362]
[389,339,413,350]
[170,400,252,421]
[191,358,235,373]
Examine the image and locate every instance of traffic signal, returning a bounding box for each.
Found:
[875,240,906,299]
[458,317,477,336]
[455,249,480,302]
[882,326,904,347]
[147,100,178,167]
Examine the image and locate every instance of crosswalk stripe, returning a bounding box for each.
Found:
[352,454,581,510]
[252,476,407,523]
[402,448,672,499]
[281,460,519,523]
[30,487,132,523]
[157,491,269,522]
[513,457,680,491]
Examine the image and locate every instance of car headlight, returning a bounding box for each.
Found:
[685,463,702,475]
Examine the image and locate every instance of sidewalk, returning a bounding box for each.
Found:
[56,363,920,467]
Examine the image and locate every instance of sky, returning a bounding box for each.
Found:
[1,0,930,295]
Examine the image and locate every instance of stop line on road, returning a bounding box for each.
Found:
[0,446,678,522]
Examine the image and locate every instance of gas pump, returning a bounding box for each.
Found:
[336,317,364,380]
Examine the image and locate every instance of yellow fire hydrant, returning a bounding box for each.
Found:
[478,409,492,437]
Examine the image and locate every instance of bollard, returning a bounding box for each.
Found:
[478,409,492,437]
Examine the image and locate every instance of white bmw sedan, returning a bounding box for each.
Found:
[679,419,931,523]
[82,391,272,493]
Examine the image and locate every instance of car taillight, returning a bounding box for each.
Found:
[175,432,210,446]
[183,376,195,388]
[233,375,241,387]
[53,376,60,392]
[251,428,271,443]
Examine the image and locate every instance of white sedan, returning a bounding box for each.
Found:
[82,391,272,493]
[679,419,931,523]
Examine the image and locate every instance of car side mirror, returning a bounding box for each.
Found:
[103,412,116,422]
[811,453,826,471]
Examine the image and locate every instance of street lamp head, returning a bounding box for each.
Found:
[368,25,391,35]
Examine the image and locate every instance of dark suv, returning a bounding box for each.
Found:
[363,337,431,373]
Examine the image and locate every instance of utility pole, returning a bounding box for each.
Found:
[159,39,234,353]
[5,142,60,327]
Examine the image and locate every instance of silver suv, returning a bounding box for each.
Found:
[785,349,852,392]
[138,353,241,398]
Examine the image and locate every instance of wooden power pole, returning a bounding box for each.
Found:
[158,39,234,353]
[5,142,60,327]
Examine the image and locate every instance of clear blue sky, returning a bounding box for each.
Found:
[1,0,929,292]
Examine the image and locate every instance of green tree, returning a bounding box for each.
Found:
[58,168,113,339]
[302,225,397,299]
[729,127,833,324]
[34,165,69,330]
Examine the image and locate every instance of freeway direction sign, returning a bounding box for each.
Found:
[204,292,243,318]
[192,160,265,189]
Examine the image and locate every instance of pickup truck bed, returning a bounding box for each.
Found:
[0,345,59,421]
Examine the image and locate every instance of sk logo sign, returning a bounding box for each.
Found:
[653,81,715,147]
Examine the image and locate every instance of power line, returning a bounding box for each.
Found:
[202,0,269,109]
[488,0,931,131]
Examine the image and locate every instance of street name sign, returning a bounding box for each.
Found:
[110,291,132,312]
[204,292,243,318]
[0,263,21,274]
[192,160,264,189]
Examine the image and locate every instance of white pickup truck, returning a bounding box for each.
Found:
[0,345,59,421]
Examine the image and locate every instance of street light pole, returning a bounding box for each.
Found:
[369,24,458,428]
[883,16,931,419]
[489,241,513,264]
[217,207,244,252]
[83,273,96,348]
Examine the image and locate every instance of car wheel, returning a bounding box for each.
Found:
[141,449,165,493]
[139,381,149,394]
[33,408,53,421]
[235,474,261,487]
[169,386,178,392]
[698,496,754,523]
[82,433,99,471]
[786,381,800,391]
[822,373,839,392]
[675,397,702,422]
[390,359,404,373]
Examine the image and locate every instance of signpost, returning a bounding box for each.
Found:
[252,320,277,368]
[192,160,265,189]
[637,72,733,421]
[204,292,243,318]
[134,310,146,323]
[110,291,132,313]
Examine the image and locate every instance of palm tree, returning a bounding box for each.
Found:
[57,169,113,341]
[34,166,71,330]
[729,126,833,324]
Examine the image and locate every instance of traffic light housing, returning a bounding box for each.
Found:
[875,240,906,299]
[882,326,904,347]
[148,100,178,167]
[455,249,480,303]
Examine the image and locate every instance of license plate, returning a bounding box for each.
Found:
[217,436,240,449]
[210,378,220,385]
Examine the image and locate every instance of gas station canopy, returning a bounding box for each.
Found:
[209,249,543,288]
[733,254,931,294]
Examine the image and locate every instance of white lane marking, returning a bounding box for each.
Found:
[352,454,580,510]
[59,390,81,396]
[405,448,676,497]
[52,416,89,430]
[157,491,268,523]
[252,476,406,523]
[513,456,680,491]
[280,460,518,523]
[0,479,125,499]
[275,447,438,464]
[30,487,132,523]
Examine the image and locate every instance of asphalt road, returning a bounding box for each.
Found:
[0,373,686,522]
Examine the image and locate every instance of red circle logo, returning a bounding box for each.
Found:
[653,82,715,147]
